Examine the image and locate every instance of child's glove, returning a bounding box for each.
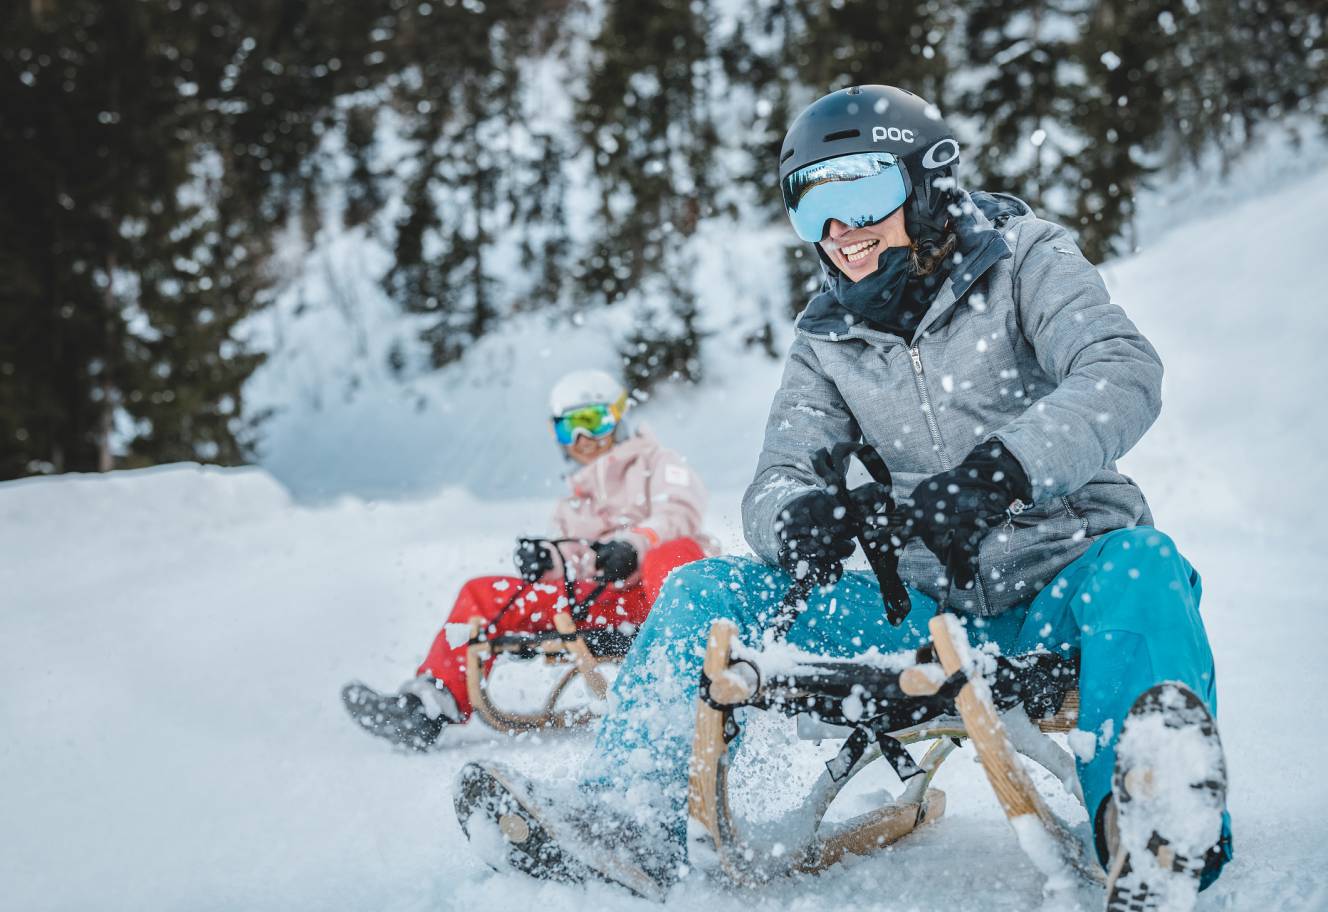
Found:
[513,539,554,583]
[590,539,639,582]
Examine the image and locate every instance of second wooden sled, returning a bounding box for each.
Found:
[465,611,630,732]
[686,615,1102,887]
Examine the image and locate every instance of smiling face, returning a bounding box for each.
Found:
[819,207,913,283]
[566,432,616,465]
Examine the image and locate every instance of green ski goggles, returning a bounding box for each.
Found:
[552,395,627,445]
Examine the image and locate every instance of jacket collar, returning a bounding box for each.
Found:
[566,425,657,492]
[796,190,1027,345]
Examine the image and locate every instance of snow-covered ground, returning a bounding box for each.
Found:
[5,167,1328,911]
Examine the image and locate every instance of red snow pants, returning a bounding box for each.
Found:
[418,537,706,720]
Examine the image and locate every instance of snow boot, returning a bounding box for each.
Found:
[453,760,678,901]
[341,676,460,751]
[1104,682,1227,912]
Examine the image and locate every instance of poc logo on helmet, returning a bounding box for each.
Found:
[872,125,916,143]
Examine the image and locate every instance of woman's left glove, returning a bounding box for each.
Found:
[900,440,1033,592]
[591,539,640,582]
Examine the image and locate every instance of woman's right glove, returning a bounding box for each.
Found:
[774,489,858,583]
[513,539,554,582]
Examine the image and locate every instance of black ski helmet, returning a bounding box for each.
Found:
[778,85,961,245]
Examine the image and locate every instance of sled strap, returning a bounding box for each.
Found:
[825,716,923,784]
[479,579,532,639]
[811,443,913,626]
[569,580,609,622]
[768,576,816,640]
[538,538,611,623]
[499,535,586,632]
[698,655,761,711]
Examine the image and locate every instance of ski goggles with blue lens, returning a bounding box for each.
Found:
[781,151,910,243]
[551,395,628,446]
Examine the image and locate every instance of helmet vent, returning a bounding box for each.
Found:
[780,148,795,163]
[823,129,860,142]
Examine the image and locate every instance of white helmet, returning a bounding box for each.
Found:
[548,369,628,416]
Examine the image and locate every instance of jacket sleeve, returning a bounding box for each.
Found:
[991,219,1163,499]
[619,446,708,554]
[742,336,861,564]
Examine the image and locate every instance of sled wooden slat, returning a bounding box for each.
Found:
[930,613,1103,883]
[465,616,602,733]
[1037,689,1079,732]
[931,614,1044,819]
[552,612,610,699]
[687,619,737,870]
[899,662,945,696]
[797,788,945,873]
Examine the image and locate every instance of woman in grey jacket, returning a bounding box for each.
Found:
[455,86,1232,909]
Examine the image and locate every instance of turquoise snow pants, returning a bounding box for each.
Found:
[582,526,1232,883]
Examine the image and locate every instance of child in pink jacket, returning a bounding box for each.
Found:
[342,370,714,750]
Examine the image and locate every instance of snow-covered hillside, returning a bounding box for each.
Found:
[4,167,1328,912]
[241,120,1328,507]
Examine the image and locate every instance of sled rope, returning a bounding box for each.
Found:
[769,443,914,638]
[474,536,613,642]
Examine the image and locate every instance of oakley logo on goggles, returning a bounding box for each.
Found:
[552,394,628,445]
[781,151,909,243]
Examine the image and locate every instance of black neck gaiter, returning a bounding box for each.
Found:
[830,244,953,340]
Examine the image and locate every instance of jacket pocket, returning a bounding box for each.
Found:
[1064,473,1152,536]
[975,499,1091,613]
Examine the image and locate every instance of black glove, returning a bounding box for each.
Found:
[845,481,901,559]
[775,489,858,583]
[514,539,555,583]
[899,439,1033,592]
[591,539,639,582]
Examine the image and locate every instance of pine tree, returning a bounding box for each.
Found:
[0,0,379,478]
[577,0,721,390]
[381,0,575,369]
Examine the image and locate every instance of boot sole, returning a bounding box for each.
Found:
[455,762,594,886]
[454,762,668,901]
[1106,682,1226,912]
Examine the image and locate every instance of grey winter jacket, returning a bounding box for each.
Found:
[742,192,1160,616]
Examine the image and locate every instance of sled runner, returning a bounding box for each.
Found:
[687,443,1104,887]
[465,537,632,733]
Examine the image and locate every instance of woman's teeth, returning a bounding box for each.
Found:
[841,238,880,265]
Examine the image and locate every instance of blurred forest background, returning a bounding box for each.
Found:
[2,0,1325,481]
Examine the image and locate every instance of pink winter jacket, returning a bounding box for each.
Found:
[547,426,716,580]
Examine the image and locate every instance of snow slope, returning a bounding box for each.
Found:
[5,167,1328,911]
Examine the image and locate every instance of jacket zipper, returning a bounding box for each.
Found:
[909,345,989,613]
[1060,496,1088,536]
[909,346,952,467]
[1002,498,1030,553]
